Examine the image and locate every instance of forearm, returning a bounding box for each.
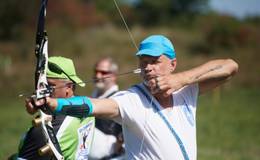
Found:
[184,59,237,84]
[46,97,120,119]
[91,98,120,119]
[181,59,238,93]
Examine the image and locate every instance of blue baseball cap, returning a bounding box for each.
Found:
[136,35,176,59]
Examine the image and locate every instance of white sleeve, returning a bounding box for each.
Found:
[111,90,141,126]
[179,83,199,108]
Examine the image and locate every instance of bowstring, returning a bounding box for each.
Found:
[112,0,146,155]
[113,0,138,51]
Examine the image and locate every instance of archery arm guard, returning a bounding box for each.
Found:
[55,96,93,118]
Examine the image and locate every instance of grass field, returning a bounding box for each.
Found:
[0,87,259,159]
[197,87,260,160]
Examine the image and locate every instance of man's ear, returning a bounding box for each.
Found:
[65,83,73,97]
[170,58,177,72]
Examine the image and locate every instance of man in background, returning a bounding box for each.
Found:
[89,57,124,160]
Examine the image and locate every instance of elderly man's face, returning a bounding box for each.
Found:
[94,60,115,90]
[139,55,176,85]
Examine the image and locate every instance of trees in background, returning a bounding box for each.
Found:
[134,0,208,25]
[0,0,101,41]
[0,0,37,40]
[0,0,209,41]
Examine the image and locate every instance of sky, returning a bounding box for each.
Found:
[209,0,260,18]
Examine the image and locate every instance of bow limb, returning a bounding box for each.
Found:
[34,0,64,159]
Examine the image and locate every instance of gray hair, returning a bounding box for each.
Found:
[96,57,118,73]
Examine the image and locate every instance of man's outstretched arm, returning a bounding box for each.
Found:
[155,59,239,95]
[30,97,121,119]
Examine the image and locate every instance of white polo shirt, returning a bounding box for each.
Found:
[112,83,199,160]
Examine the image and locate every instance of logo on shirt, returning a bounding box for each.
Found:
[76,120,94,160]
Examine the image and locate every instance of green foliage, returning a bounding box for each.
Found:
[47,0,103,29]
[0,0,209,41]
[95,0,116,12]
[206,16,259,48]
[188,14,260,56]
[0,0,37,40]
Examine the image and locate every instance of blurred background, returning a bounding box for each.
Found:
[0,0,259,159]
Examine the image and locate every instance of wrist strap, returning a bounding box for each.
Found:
[56,96,93,118]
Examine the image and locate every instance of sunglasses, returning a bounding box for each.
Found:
[95,69,113,75]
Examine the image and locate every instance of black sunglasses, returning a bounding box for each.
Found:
[95,69,113,75]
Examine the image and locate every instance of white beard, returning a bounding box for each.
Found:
[95,81,105,90]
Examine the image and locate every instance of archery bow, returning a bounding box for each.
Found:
[33,0,64,159]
